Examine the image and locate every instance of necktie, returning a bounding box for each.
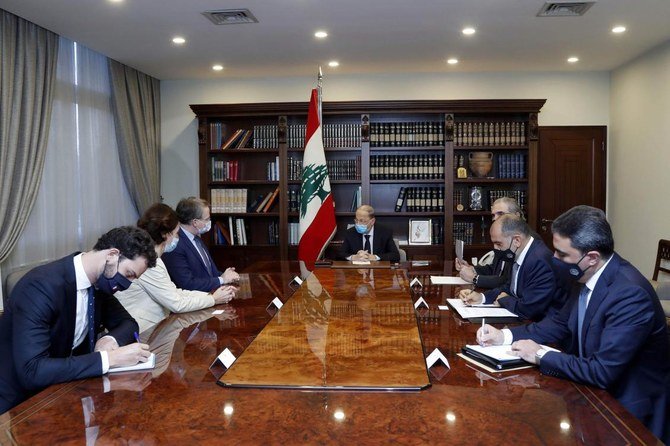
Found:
[87,287,96,352]
[510,262,520,296]
[577,285,589,357]
[194,236,212,272]
[364,235,371,253]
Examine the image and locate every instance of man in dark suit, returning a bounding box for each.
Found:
[162,197,239,292]
[0,227,157,413]
[455,196,522,288]
[339,205,400,262]
[459,215,568,321]
[477,206,670,444]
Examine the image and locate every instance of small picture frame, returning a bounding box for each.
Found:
[409,219,432,245]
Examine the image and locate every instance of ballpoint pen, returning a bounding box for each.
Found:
[134,332,141,343]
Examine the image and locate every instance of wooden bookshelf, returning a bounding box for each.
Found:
[191,99,545,269]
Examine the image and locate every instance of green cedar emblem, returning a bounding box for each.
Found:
[300,163,330,218]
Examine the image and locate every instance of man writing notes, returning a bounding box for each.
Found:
[340,205,400,262]
[162,197,239,292]
[455,197,522,288]
[477,206,670,444]
[459,215,567,321]
[0,227,157,413]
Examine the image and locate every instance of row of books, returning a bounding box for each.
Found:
[370,122,444,147]
[287,123,362,149]
[453,222,475,245]
[431,219,445,245]
[213,217,249,245]
[268,221,280,245]
[497,154,527,179]
[287,156,362,181]
[266,156,280,181]
[211,159,239,182]
[395,187,445,212]
[287,189,301,213]
[454,121,526,147]
[371,154,445,180]
[210,187,280,213]
[288,222,300,245]
[453,189,527,211]
[252,125,279,149]
[209,123,249,151]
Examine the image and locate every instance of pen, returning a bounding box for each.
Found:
[134,332,141,343]
[482,318,488,334]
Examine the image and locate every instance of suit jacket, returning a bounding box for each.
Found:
[0,254,138,413]
[339,224,400,262]
[162,227,222,292]
[510,253,670,443]
[474,250,513,289]
[483,238,568,321]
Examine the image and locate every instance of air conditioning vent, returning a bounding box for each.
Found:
[202,9,259,25]
[537,1,596,17]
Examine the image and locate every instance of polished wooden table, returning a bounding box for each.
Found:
[0,262,660,445]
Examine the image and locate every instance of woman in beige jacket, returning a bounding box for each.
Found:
[116,203,236,332]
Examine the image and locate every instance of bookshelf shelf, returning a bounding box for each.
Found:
[192,99,544,269]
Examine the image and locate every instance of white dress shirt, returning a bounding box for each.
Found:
[511,236,534,295]
[346,226,380,260]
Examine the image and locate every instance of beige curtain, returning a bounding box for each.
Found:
[108,59,161,214]
[0,10,59,263]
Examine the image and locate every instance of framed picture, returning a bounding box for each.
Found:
[409,219,432,245]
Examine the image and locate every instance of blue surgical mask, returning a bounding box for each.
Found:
[164,235,179,253]
[96,259,132,294]
[198,220,212,235]
[355,224,368,234]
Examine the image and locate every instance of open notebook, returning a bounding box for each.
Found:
[108,353,156,373]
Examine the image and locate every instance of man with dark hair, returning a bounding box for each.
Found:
[477,206,670,443]
[162,197,239,292]
[455,197,523,288]
[0,226,157,413]
[459,214,567,320]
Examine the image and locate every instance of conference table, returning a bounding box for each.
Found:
[0,261,660,445]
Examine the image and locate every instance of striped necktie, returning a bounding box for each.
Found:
[87,287,96,352]
[194,236,212,271]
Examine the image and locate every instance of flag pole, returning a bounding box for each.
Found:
[317,66,323,125]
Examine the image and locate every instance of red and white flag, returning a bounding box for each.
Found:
[298,88,336,271]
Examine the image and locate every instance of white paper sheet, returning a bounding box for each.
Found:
[455,239,464,260]
[430,276,471,285]
[109,353,155,373]
[446,298,519,319]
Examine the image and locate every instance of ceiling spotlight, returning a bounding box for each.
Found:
[567,57,579,63]
[612,26,626,34]
[212,64,224,71]
[314,31,328,39]
[108,0,124,3]
[328,60,339,67]
[172,36,186,45]
[462,27,476,35]
[447,58,459,65]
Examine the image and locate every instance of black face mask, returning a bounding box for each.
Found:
[495,239,517,262]
[95,259,132,294]
[552,254,591,280]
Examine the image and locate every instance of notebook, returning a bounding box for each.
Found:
[108,353,156,373]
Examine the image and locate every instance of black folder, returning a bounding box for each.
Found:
[461,346,528,371]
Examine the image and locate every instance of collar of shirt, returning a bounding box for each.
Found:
[180,224,196,242]
[515,236,534,268]
[74,253,92,291]
[583,254,614,301]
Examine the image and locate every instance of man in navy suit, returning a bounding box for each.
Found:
[162,197,239,292]
[0,227,157,413]
[478,206,670,443]
[459,214,568,321]
[339,205,400,262]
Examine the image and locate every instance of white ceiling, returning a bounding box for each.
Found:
[1,0,669,80]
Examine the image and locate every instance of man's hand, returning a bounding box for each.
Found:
[454,257,470,272]
[221,267,240,284]
[94,336,119,352]
[495,292,509,303]
[107,343,151,368]
[212,285,237,304]
[508,340,542,364]
[459,265,477,282]
[458,289,484,305]
[476,324,503,346]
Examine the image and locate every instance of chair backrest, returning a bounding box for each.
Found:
[653,239,670,281]
[393,238,407,262]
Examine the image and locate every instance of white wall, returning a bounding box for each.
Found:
[610,40,670,276]
[161,71,610,208]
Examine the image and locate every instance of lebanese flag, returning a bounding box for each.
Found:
[298,89,336,271]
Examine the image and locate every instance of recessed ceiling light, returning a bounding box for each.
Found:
[612,25,626,34]
[172,36,186,45]
[314,31,328,39]
[567,57,579,63]
[462,27,476,35]
[212,64,224,71]
[328,60,339,67]
[447,58,459,65]
[108,0,124,3]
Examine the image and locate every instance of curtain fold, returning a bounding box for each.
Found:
[108,59,161,214]
[0,10,59,263]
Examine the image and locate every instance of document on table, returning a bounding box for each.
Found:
[431,276,471,285]
[446,298,519,319]
[352,260,371,265]
[108,353,156,373]
[464,344,520,362]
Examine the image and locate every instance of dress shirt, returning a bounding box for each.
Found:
[511,236,534,295]
[346,226,380,261]
[181,225,224,285]
[73,254,110,373]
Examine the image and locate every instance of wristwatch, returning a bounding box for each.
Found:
[535,348,548,365]
[472,274,479,285]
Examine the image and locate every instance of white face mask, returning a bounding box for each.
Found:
[198,220,212,235]
[164,235,179,253]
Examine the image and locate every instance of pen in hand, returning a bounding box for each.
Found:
[134,332,141,344]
